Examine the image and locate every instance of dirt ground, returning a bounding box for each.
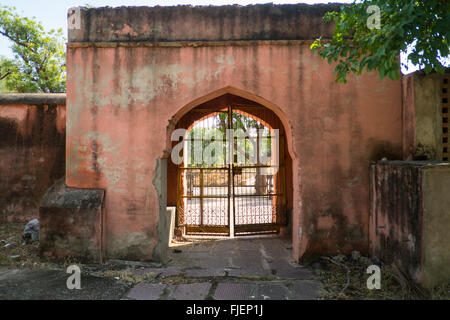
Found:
[0,221,448,300]
[311,255,450,300]
[0,268,131,300]
[0,221,132,299]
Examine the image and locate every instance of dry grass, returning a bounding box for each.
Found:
[91,269,158,283]
[2,221,448,299]
[315,255,450,300]
[0,221,51,269]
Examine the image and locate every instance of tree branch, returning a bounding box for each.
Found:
[0,30,34,51]
[0,69,11,80]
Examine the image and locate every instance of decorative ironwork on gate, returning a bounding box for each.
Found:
[176,104,286,236]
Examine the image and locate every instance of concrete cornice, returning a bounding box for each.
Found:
[68,4,339,43]
[0,93,66,105]
[67,39,329,49]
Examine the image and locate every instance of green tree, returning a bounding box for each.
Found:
[0,6,65,93]
[311,0,450,83]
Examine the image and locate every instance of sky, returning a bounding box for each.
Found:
[0,0,440,74]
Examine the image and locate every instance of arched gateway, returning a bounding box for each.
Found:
[167,94,293,237]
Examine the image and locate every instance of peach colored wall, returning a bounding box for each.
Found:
[66,43,402,261]
[0,103,66,221]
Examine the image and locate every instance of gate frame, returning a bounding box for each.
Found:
[176,104,286,236]
[165,86,304,261]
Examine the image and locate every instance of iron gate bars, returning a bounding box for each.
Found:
[177,167,231,235]
[233,165,285,235]
[176,104,286,236]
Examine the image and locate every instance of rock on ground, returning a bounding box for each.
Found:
[23,219,39,242]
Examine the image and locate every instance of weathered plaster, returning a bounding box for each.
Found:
[402,72,447,160]
[370,161,450,288]
[40,178,104,263]
[68,4,339,43]
[422,166,450,288]
[0,99,66,221]
[152,158,169,263]
[61,4,403,262]
[65,41,402,261]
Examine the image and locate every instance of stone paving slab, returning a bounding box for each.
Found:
[289,280,323,300]
[268,260,315,280]
[211,240,237,252]
[203,259,231,269]
[256,283,291,300]
[260,241,291,256]
[274,267,314,280]
[231,255,267,269]
[185,268,226,277]
[124,280,321,300]
[226,267,272,278]
[213,282,256,300]
[183,252,212,259]
[212,280,321,300]
[126,283,166,300]
[134,266,181,278]
[168,282,212,300]
[236,240,264,251]
[160,237,322,300]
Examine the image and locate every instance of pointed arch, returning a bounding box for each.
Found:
[164,86,306,261]
[165,86,296,163]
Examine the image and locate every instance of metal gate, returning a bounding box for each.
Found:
[176,105,286,236]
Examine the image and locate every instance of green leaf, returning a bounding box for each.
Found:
[0,6,66,92]
[310,0,450,83]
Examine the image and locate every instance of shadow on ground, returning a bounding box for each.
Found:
[0,268,131,300]
[0,235,324,300]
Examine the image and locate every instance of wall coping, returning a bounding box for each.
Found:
[0,93,66,105]
[376,160,450,167]
[67,39,320,49]
[68,3,340,43]
[402,67,450,79]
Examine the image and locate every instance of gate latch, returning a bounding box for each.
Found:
[233,167,242,175]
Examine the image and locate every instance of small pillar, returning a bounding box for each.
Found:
[39,178,105,263]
